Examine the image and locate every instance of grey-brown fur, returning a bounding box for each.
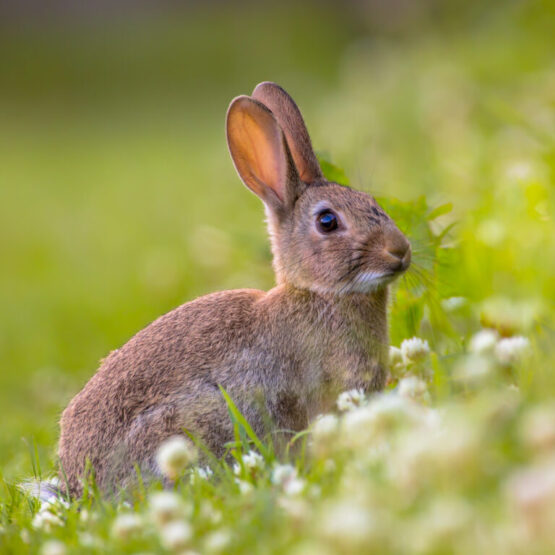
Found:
[58,82,410,496]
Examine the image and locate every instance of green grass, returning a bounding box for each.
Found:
[1,1,554,553]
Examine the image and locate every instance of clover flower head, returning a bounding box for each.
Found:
[159,520,192,552]
[401,337,430,363]
[312,413,339,442]
[319,500,376,547]
[32,508,63,533]
[441,297,467,311]
[235,479,254,495]
[506,458,555,536]
[156,436,198,481]
[495,336,531,365]
[398,376,429,402]
[190,465,213,484]
[336,389,365,412]
[242,450,264,469]
[149,491,183,526]
[111,513,143,541]
[271,464,297,485]
[469,329,499,355]
[519,404,555,453]
[40,540,66,555]
[204,529,232,553]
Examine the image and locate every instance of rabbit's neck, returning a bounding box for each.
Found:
[275,283,389,365]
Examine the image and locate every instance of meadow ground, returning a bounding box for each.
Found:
[0,1,554,553]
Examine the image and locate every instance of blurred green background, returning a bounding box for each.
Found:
[0,0,553,482]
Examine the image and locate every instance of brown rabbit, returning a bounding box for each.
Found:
[58,82,411,496]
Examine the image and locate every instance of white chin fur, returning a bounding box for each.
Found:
[343,271,393,294]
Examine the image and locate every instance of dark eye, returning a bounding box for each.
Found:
[316,210,339,233]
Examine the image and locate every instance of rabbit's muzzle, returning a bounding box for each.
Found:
[383,227,411,274]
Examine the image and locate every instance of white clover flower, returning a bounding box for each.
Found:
[78,532,101,549]
[277,496,310,521]
[149,491,184,527]
[401,337,430,363]
[204,529,231,553]
[40,540,66,555]
[190,465,213,484]
[111,513,143,541]
[271,463,306,495]
[283,477,306,496]
[233,450,264,476]
[319,501,377,548]
[156,436,198,481]
[311,413,339,442]
[336,389,365,412]
[453,353,495,384]
[519,404,555,453]
[342,393,423,448]
[20,529,31,544]
[271,464,297,485]
[495,336,531,365]
[32,508,63,533]
[469,329,499,355]
[199,501,222,525]
[412,497,472,552]
[388,346,405,375]
[398,376,429,403]
[159,520,192,552]
[441,296,467,311]
[235,479,253,495]
[242,450,264,469]
[506,458,555,536]
[392,411,480,491]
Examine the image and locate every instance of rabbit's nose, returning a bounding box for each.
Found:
[384,232,411,272]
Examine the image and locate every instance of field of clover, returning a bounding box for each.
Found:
[2,158,554,554]
[1,2,554,554]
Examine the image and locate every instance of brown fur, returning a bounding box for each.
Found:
[58,82,410,496]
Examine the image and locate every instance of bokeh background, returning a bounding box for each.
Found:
[0,0,553,482]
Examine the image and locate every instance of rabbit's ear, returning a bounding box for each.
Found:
[227,95,303,213]
[252,82,323,184]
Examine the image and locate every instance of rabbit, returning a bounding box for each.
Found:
[58,82,411,496]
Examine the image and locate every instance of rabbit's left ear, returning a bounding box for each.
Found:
[252,82,323,184]
[226,95,305,215]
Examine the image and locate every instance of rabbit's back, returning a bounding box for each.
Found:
[59,289,266,495]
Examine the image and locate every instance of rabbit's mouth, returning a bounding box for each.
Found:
[344,270,398,294]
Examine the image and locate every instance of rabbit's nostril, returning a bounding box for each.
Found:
[387,245,409,260]
[384,240,411,272]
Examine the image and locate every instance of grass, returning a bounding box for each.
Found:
[0,1,554,553]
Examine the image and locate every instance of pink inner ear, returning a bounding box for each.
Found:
[227,97,287,204]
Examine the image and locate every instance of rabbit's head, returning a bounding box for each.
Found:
[227,82,410,295]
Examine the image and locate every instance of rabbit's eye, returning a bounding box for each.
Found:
[316,210,339,233]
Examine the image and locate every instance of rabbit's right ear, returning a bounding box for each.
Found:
[227,96,304,215]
